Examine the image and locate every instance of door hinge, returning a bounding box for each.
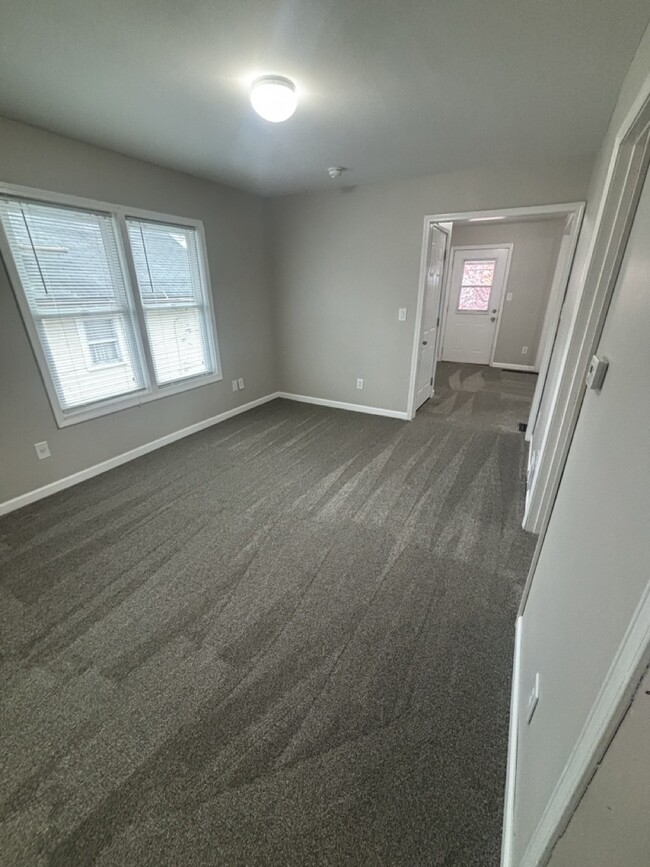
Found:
[436,316,440,327]
[430,377,433,386]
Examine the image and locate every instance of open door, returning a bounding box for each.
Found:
[413,224,447,410]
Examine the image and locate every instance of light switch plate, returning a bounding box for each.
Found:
[232,380,239,391]
[586,355,609,391]
[506,292,513,301]
[238,377,245,389]
[398,308,407,321]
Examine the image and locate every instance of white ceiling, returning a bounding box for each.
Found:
[1,0,648,195]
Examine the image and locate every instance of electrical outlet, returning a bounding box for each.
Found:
[398,308,407,321]
[238,377,245,390]
[356,378,364,389]
[527,672,540,724]
[232,379,239,391]
[34,441,51,460]
[522,346,529,355]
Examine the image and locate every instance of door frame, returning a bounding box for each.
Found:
[409,221,451,413]
[439,243,513,367]
[407,202,584,420]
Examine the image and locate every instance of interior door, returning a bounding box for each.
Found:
[414,225,447,409]
[512,165,650,865]
[441,246,510,364]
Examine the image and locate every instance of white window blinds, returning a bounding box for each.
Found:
[0,190,221,426]
[126,219,215,385]
[0,198,146,411]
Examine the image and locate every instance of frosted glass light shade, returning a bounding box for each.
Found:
[250,76,297,123]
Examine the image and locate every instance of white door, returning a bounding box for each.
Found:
[441,246,511,364]
[414,225,447,409]
[512,167,650,863]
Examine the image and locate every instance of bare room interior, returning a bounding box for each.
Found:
[1,3,650,866]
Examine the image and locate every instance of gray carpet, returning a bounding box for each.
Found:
[0,362,537,867]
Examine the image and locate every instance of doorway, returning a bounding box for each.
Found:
[440,245,512,364]
[407,203,585,505]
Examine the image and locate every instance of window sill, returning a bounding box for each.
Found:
[54,370,223,428]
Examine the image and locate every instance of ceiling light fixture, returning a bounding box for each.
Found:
[327,166,346,179]
[250,76,297,123]
[468,216,506,222]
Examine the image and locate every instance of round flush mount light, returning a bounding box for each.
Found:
[250,76,297,123]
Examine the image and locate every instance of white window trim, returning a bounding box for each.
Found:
[0,181,223,427]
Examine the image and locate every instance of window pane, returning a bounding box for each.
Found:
[458,259,496,311]
[89,341,121,365]
[458,284,492,311]
[83,317,117,342]
[0,198,146,411]
[461,260,496,286]
[127,219,215,385]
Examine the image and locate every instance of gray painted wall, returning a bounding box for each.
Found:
[548,668,650,867]
[0,116,278,503]
[511,21,650,863]
[448,218,565,367]
[269,159,592,413]
[530,20,650,501]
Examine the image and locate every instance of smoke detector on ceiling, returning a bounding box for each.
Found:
[327,166,347,179]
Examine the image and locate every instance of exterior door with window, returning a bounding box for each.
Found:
[441,246,511,364]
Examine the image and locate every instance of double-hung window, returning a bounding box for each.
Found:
[0,187,221,426]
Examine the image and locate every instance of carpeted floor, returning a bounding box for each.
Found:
[0,362,538,866]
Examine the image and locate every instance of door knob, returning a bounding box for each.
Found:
[422,340,428,345]
[490,316,496,322]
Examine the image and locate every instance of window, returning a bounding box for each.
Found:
[457,259,496,312]
[81,318,124,367]
[0,188,221,426]
[126,219,214,385]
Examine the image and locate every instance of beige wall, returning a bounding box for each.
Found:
[269,158,592,412]
[0,116,278,504]
[448,218,565,367]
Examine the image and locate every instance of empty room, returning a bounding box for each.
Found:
[1,3,650,866]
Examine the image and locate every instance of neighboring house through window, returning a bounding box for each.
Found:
[0,187,222,426]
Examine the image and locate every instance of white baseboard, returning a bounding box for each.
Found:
[277,391,409,420]
[491,362,538,372]
[519,578,650,866]
[501,616,523,867]
[0,392,280,516]
[1,389,410,516]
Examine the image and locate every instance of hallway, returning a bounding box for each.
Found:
[0,363,537,866]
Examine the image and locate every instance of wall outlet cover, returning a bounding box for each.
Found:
[34,441,51,460]
[356,378,364,389]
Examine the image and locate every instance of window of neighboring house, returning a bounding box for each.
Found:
[80,318,124,367]
[0,189,221,426]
